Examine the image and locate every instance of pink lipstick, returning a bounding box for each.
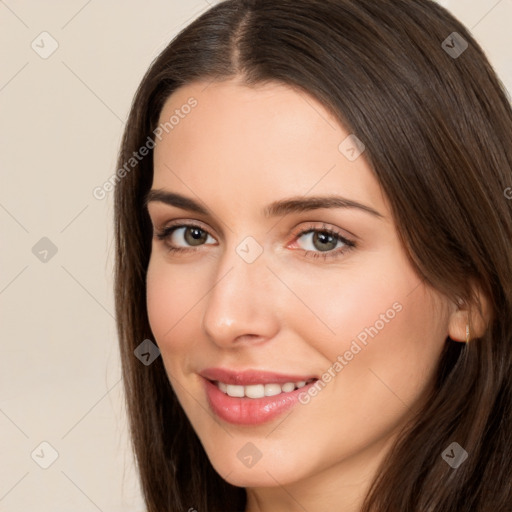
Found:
[200,368,318,425]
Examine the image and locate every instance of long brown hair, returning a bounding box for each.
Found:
[114,1,512,510]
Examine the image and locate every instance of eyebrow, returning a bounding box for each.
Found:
[144,189,384,219]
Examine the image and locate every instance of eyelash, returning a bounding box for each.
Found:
[154,222,356,261]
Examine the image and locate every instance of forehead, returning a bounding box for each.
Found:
[152,79,388,218]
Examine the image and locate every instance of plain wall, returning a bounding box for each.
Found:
[0,0,510,510]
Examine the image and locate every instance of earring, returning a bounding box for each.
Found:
[466,321,470,343]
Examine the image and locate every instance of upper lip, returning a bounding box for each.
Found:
[199,367,318,386]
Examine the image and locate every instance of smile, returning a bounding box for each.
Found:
[199,367,320,424]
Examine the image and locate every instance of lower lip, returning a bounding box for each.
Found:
[203,377,317,425]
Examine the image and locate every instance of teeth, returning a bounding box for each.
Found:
[245,384,265,398]
[264,383,282,396]
[217,379,315,398]
[226,384,244,397]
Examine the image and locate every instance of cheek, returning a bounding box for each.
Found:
[146,257,204,356]
[361,284,448,402]
[321,277,446,418]
[286,250,447,406]
[278,251,412,362]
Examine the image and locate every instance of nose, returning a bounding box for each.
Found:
[201,241,281,348]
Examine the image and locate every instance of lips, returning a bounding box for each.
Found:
[199,367,319,425]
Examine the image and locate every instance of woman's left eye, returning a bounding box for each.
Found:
[154,222,356,261]
[292,224,356,260]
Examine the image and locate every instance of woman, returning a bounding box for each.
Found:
[114,0,512,510]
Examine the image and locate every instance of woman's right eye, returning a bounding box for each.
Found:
[155,224,217,253]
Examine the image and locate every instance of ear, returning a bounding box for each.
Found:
[448,285,491,342]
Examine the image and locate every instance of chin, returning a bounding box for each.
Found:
[204,444,311,488]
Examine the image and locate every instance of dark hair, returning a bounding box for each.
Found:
[114,0,512,510]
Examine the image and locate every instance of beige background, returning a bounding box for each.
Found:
[0,1,510,510]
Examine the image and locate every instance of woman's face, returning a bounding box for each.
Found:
[146,79,453,495]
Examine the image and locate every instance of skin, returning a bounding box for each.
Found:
[145,78,484,512]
